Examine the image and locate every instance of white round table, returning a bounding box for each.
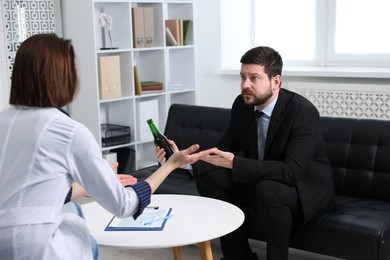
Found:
[81,194,244,260]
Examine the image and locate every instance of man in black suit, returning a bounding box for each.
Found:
[195,46,335,260]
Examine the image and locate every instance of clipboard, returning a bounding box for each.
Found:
[105,208,172,231]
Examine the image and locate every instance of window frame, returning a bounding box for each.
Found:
[220,0,390,69]
[325,0,390,67]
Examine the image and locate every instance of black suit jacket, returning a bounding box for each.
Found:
[216,89,335,223]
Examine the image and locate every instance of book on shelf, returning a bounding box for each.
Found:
[165,19,192,46]
[165,19,180,46]
[165,27,178,46]
[182,20,193,45]
[142,86,163,91]
[178,19,183,45]
[133,65,142,95]
[141,81,163,92]
[141,81,163,91]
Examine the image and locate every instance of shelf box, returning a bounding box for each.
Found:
[98,55,122,100]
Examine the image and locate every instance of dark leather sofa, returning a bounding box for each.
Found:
[131,103,390,260]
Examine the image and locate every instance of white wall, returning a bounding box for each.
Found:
[194,0,240,109]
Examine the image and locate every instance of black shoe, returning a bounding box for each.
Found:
[221,252,258,260]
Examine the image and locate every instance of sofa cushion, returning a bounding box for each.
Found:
[130,165,200,196]
[321,117,390,201]
[245,194,390,260]
[164,103,230,151]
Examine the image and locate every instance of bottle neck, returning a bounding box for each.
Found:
[147,120,161,135]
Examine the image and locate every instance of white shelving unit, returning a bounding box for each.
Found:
[61,0,195,170]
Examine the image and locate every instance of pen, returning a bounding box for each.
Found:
[144,215,174,225]
[146,206,159,209]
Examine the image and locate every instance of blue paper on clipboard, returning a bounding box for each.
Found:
[105,208,172,231]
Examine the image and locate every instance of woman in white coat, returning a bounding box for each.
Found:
[0,33,216,260]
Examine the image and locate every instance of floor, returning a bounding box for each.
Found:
[98,240,344,260]
[75,196,344,260]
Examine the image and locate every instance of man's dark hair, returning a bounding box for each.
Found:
[240,46,283,79]
[9,33,78,107]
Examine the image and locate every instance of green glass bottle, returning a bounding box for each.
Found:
[147,119,174,159]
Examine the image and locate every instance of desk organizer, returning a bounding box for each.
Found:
[101,123,130,147]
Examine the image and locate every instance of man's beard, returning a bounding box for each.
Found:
[241,88,272,106]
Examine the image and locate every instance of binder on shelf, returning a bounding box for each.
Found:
[134,65,142,95]
[182,20,193,45]
[143,7,154,48]
[165,27,178,46]
[132,7,145,48]
[165,19,180,46]
[98,55,121,100]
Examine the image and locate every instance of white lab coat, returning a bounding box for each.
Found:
[0,107,141,260]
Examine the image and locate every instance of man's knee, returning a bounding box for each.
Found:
[195,168,243,203]
[254,180,298,208]
[196,168,232,189]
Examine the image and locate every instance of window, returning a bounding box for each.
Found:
[221,0,390,68]
[328,0,390,65]
[220,0,253,69]
[254,0,316,65]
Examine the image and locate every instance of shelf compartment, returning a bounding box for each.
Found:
[167,47,195,90]
[166,3,194,46]
[100,99,135,144]
[133,49,166,85]
[97,52,133,98]
[135,95,167,142]
[131,2,164,48]
[94,2,132,51]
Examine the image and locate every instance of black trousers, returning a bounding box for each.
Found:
[196,168,303,260]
